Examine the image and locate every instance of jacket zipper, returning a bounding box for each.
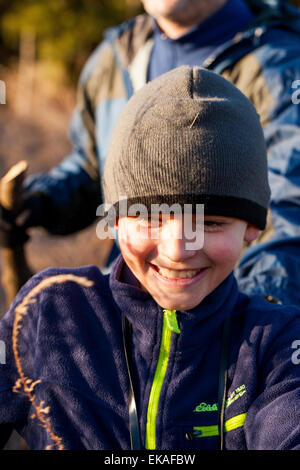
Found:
[145,309,180,450]
[187,412,247,439]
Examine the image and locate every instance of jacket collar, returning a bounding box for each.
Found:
[151,0,254,47]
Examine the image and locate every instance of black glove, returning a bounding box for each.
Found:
[0,187,50,248]
[18,192,49,230]
[0,204,29,248]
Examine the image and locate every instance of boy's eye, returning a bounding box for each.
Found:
[204,220,224,232]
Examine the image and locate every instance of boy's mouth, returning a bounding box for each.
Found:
[149,263,206,280]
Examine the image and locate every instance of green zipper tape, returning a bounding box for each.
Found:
[193,412,247,438]
[163,309,181,334]
[145,310,180,449]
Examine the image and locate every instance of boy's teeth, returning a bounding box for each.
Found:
[157,267,201,279]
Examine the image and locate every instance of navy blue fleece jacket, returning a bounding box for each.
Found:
[0,255,299,450]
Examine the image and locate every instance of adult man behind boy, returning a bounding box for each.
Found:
[0,66,299,450]
[1,0,300,306]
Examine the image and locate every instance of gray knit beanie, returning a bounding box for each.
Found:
[102,66,270,229]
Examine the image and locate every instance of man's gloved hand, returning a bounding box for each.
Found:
[18,192,48,230]
[0,204,29,248]
[0,191,47,248]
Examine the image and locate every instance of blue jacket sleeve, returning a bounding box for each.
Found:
[236,40,300,306]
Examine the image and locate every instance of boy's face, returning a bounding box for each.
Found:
[117,214,259,311]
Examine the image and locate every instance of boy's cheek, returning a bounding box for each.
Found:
[118,232,155,260]
[206,237,243,263]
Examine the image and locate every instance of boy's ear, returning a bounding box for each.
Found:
[244,224,260,243]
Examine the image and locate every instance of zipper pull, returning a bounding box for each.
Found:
[185,430,202,440]
[163,309,180,334]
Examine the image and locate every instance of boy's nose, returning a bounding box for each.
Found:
[160,218,197,261]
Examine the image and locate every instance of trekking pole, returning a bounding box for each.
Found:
[0,161,33,308]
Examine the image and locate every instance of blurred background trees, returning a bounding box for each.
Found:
[0,0,142,83]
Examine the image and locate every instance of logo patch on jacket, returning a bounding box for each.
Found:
[193,384,247,412]
[193,402,218,412]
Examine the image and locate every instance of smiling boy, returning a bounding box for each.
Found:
[0,66,299,450]
[117,214,258,311]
